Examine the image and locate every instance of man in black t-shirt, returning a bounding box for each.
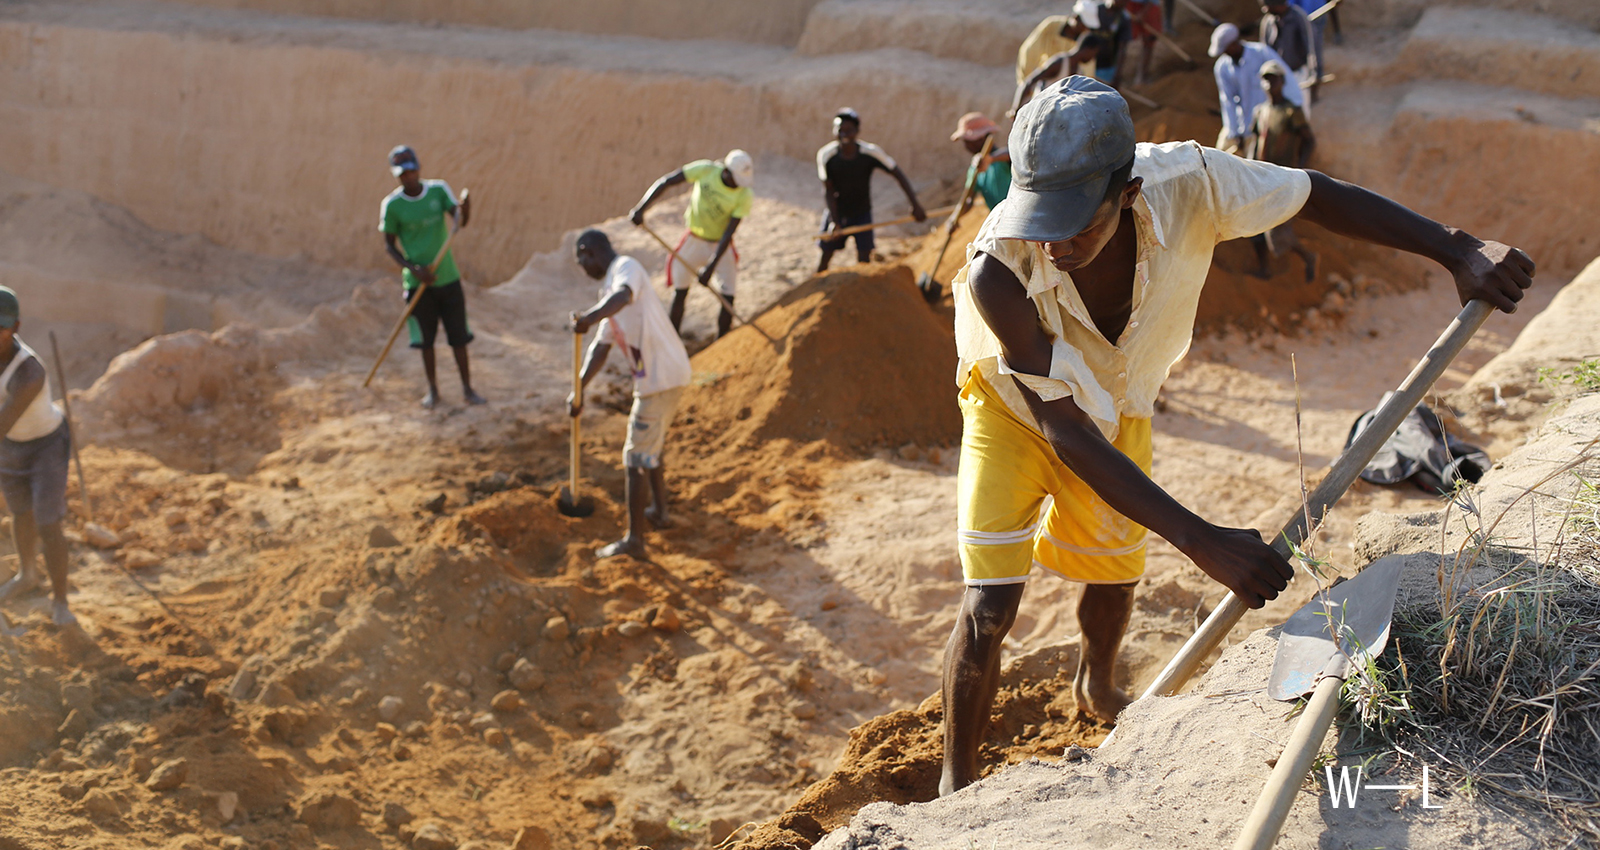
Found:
[815,108,926,273]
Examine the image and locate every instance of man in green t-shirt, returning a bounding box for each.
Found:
[629,150,754,338]
[379,145,486,409]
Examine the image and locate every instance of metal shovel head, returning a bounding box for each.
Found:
[556,485,594,518]
[1267,555,1405,701]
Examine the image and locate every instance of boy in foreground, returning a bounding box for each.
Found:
[940,76,1534,795]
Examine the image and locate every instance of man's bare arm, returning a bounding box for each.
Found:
[702,217,741,285]
[630,169,687,225]
[0,359,45,437]
[1298,171,1535,312]
[888,166,926,222]
[968,253,1293,607]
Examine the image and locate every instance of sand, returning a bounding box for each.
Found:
[0,2,1594,849]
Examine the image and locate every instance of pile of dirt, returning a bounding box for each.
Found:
[725,643,1107,850]
[678,264,961,456]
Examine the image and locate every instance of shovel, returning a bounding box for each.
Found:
[815,205,958,242]
[557,331,595,518]
[1137,300,1493,701]
[637,223,776,345]
[917,135,993,303]
[1232,555,1406,850]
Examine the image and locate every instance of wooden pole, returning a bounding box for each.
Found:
[817,205,958,241]
[1139,300,1494,699]
[638,223,775,344]
[46,332,92,524]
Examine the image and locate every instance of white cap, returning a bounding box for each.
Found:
[1208,22,1241,58]
[1259,59,1289,90]
[1073,0,1102,30]
[724,149,754,189]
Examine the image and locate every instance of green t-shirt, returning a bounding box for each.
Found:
[380,180,460,288]
[967,159,1013,211]
[682,160,753,242]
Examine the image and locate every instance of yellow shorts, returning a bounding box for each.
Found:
[957,370,1152,586]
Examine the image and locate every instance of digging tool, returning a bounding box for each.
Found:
[1308,0,1342,23]
[1120,87,1161,109]
[1154,29,1196,66]
[47,332,95,526]
[1175,0,1219,27]
[557,331,596,518]
[1139,299,1494,701]
[1233,556,1405,850]
[362,188,470,389]
[917,135,993,303]
[636,223,776,345]
[815,205,957,242]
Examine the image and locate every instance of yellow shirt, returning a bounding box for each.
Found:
[682,159,753,242]
[952,141,1311,441]
[1017,16,1076,84]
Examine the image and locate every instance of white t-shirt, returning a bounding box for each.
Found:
[596,256,692,397]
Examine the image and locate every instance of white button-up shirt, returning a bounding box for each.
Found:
[1214,41,1304,140]
[952,141,1311,441]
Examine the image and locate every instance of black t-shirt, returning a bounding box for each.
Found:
[816,140,899,219]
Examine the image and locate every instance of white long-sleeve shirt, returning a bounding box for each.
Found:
[1213,41,1303,141]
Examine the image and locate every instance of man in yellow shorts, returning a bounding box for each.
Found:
[940,75,1534,795]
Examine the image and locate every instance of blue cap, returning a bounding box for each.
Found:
[388,145,419,177]
[992,76,1136,243]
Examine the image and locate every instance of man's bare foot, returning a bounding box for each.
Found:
[420,388,440,410]
[0,569,41,602]
[1073,671,1133,725]
[595,538,646,560]
[51,600,78,627]
[464,388,488,406]
[644,506,674,529]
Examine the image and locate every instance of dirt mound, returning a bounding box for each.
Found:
[679,265,960,457]
[727,643,1107,850]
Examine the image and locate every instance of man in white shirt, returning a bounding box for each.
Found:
[0,287,75,626]
[568,230,693,560]
[940,76,1534,795]
[1209,22,1303,154]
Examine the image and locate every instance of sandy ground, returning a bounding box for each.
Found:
[0,3,1590,849]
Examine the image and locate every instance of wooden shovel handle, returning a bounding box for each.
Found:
[1232,664,1347,850]
[1140,300,1494,699]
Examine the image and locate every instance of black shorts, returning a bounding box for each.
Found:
[0,421,71,527]
[818,210,874,257]
[405,280,474,349]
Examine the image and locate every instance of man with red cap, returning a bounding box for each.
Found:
[939,75,1535,795]
[951,113,1012,221]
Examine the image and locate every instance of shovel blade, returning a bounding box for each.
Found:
[556,485,595,518]
[1268,555,1405,701]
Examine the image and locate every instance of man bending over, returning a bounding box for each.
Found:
[940,76,1534,795]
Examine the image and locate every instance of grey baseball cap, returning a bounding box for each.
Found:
[992,76,1137,243]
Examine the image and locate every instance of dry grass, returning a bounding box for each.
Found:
[1378,436,1600,844]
